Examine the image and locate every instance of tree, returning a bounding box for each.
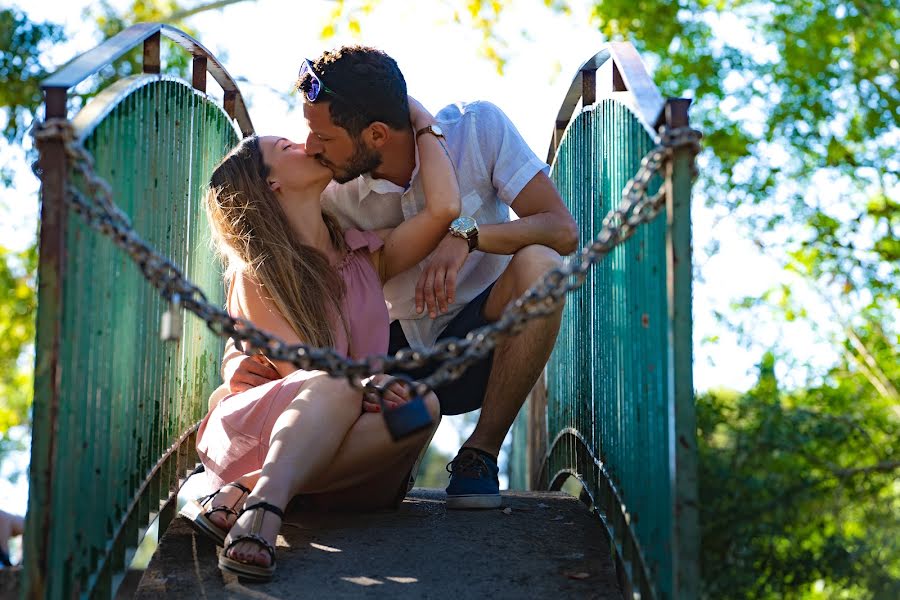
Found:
[698,353,900,598]
[0,244,36,436]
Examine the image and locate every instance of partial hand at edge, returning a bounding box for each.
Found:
[415,233,469,318]
[362,373,413,413]
[223,352,281,393]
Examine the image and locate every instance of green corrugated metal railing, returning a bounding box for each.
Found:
[26,25,249,599]
[509,45,699,600]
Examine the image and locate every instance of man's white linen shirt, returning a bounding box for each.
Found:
[321,101,549,350]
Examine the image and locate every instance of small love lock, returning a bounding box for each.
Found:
[368,375,434,441]
[160,294,183,342]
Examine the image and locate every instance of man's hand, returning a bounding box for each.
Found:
[362,374,413,413]
[224,352,280,393]
[415,234,469,317]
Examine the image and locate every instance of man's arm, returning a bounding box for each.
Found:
[415,170,577,317]
[476,171,578,256]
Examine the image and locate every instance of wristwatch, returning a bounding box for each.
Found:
[415,124,445,140]
[449,216,479,252]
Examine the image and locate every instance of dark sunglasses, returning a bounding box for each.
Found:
[299,59,342,103]
[298,59,371,119]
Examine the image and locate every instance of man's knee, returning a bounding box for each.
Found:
[508,245,563,292]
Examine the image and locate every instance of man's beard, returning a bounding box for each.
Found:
[331,139,382,184]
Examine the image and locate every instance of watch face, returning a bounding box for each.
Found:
[430,124,444,137]
[452,216,477,235]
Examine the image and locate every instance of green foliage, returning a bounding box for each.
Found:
[698,354,900,598]
[0,9,65,145]
[0,244,37,434]
[416,445,454,488]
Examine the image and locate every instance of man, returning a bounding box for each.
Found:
[228,46,577,509]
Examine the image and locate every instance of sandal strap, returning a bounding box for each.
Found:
[204,505,239,519]
[239,501,284,519]
[224,502,284,566]
[225,481,253,496]
[224,533,276,563]
[199,481,252,509]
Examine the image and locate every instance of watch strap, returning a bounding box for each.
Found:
[415,124,444,139]
[465,232,478,253]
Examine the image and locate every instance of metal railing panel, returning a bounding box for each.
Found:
[544,99,669,597]
[507,42,697,599]
[26,75,238,598]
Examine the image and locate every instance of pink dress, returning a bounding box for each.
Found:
[196,229,389,488]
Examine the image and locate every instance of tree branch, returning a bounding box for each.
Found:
[834,460,900,479]
[165,0,255,22]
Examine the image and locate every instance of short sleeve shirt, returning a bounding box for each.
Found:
[321,101,549,350]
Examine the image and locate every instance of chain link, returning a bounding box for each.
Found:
[32,118,701,397]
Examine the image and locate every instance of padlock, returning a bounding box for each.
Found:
[161,294,183,342]
[383,394,434,441]
[370,375,434,441]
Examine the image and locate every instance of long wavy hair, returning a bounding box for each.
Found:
[204,135,346,348]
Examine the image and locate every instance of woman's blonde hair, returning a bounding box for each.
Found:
[204,135,346,348]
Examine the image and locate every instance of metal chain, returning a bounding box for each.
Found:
[32,119,701,396]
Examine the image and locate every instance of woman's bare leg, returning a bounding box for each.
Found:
[209,390,440,529]
[224,378,439,567]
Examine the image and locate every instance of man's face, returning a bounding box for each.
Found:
[303,101,382,184]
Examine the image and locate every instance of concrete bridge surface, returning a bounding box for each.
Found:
[134,488,622,599]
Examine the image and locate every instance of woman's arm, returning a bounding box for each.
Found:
[229,271,306,379]
[377,97,460,282]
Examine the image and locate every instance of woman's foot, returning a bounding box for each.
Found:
[205,482,251,530]
[180,481,251,545]
[222,499,284,571]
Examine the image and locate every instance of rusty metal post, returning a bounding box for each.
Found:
[527,372,548,490]
[612,62,627,92]
[664,97,699,599]
[23,86,68,600]
[192,55,207,92]
[223,89,236,119]
[581,68,596,107]
[143,31,161,74]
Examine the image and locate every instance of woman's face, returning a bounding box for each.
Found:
[259,136,333,196]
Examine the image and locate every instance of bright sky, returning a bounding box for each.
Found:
[2,0,847,510]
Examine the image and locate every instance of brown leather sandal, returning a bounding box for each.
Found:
[218,501,283,582]
[179,481,251,546]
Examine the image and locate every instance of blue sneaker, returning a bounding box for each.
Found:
[445,447,501,509]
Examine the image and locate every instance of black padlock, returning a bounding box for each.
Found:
[383,394,434,441]
[372,375,434,441]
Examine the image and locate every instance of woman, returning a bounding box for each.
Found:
[188,101,460,581]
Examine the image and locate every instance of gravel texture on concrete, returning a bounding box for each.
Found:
[134,488,622,599]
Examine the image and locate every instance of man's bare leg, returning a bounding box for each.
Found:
[442,245,562,512]
[462,245,564,457]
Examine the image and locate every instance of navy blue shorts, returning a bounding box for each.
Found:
[388,283,496,416]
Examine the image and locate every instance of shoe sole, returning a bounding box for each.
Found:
[219,554,275,582]
[179,500,227,546]
[445,494,502,510]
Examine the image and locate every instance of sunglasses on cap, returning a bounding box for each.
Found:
[298,59,371,119]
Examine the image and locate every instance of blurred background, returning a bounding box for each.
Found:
[1,0,897,596]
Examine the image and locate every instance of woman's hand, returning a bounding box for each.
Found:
[362,374,413,413]
[223,348,281,393]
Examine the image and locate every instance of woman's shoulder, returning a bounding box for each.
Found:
[343,228,384,253]
[226,267,268,316]
[229,267,262,294]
